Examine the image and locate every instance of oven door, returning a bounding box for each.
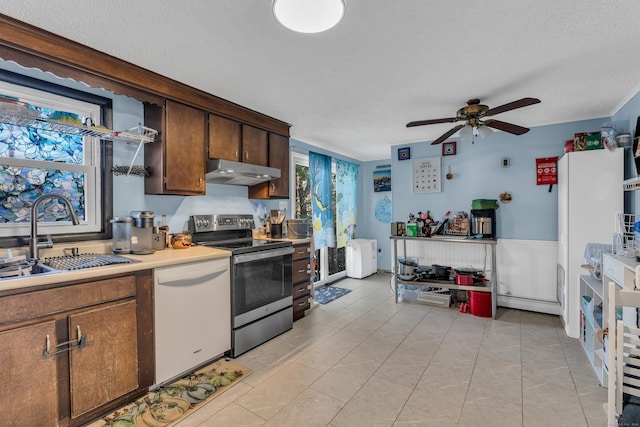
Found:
[232,246,294,327]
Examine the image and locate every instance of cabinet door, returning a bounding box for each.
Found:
[241,124,268,166]
[209,114,241,161]
[267,133,289,197]
[69,299,138,418]
[164,100,206,194]
[248,132,290,198]
[0,320,58,427]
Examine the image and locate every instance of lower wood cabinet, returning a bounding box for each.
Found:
[0,320,59,426]
[292,242,311,321]
[0,270,153,427]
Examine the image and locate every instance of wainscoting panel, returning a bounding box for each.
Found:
[497,239,559,315]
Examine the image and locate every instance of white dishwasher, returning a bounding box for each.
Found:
[154,258,230,385]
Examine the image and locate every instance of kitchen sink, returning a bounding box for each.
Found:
[0,253,137,281]
[30,263,63,275]
[0,262,62,280]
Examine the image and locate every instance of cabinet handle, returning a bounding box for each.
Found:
[297,301,308,307]
[42,325,90,358]
[297,269,306,273]
[297,288,306,293]
[271,183,276,192]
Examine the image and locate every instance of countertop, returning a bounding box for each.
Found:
[0,240,231,292]
[252,230,312,244]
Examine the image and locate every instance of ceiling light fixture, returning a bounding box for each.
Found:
[459,124,473,143]
[273,0,346,34]
[477,124,493,139]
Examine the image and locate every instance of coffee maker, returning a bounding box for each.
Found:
[112,211,157,254]
[471,209,496,239]
[129,211,156,254]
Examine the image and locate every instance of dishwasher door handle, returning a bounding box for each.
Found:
[156,267,228,287]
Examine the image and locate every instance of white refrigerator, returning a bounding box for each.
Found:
[557,149,623,339]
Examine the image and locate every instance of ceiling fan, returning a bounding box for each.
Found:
[406,97,541,145]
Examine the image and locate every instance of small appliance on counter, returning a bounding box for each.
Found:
[287,219,310,239]
[471,209,496,239]
[111,211,158,254]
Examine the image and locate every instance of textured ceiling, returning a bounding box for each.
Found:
[1,1,640,161]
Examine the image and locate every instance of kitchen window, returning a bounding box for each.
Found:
[0,72,112,244]
[292,152,346,284]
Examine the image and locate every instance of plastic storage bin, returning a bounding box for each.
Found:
[346,239,377,279]
[468,290,492,317]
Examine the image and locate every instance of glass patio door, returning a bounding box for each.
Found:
[292,152,346,285]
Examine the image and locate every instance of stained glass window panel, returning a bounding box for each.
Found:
[0,106,84,164]
[0,165,85,223]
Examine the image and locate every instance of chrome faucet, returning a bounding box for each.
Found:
[29,194,80,259]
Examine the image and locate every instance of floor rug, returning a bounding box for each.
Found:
[87,358,251,427]
[315,285,352,304]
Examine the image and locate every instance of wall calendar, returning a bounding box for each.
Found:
[413,156,441,193]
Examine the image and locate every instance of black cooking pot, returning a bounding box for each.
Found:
[430,264,451,279]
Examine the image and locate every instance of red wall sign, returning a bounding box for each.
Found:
[536,157,558,185]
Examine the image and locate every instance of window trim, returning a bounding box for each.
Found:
[0,69,113,248]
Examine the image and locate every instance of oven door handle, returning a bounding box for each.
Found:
[234,247,294,264]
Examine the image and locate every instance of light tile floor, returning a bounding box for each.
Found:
[176,272,607,427]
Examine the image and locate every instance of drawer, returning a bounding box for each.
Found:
[603,256,625,286]
[293,295,310,321]
[293,244,311,260]
[292,258,311,283]
[293,281,310,299]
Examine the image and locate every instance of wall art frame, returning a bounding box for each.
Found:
[397,147,411,160]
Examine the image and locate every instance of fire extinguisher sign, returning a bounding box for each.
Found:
[536,156,558,185]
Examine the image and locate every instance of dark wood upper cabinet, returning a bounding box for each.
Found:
[249,133,290,199]
[208,114,241,161]
[145,100,206,195]
[241,124,268,166]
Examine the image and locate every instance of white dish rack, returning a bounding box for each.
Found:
[613,212,640,257]
[398,284,451,307]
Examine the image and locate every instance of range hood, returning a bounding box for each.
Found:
[205,159,280,186]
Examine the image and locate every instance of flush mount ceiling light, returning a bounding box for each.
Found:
[273,0,345,33]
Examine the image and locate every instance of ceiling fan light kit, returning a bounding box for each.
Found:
[273,0,346,33]
[460,125,473,143]
[406,97,541,145]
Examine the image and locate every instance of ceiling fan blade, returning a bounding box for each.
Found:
[406,117,458,127]
[430,124,465,145]
[484,119,530,135]
[484,97,541,116]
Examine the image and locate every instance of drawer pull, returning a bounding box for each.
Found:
[297,301,308,307]
[43,325,90,358]
[297,288,306,293]
[297,269,306,273]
